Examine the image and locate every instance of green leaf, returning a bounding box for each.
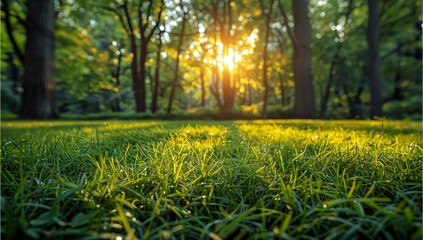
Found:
[29,211,58,227]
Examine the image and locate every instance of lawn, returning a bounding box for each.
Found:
[1,120,422,239]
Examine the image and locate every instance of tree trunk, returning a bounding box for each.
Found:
[122,3,143,113]
[391,43,402,100]
[278,73,286,106]
[320,52,338,118]
[138,43,148,112]
[247,79,252,106]
[260,0,274,119]
[221,53,233,112]
[167,11,187,114]
[367,0,383,118]
[200,68,206,107]
[20,0,58,119]
[292,0,315,118]
[111,50,123,112]
[152,37,163,113]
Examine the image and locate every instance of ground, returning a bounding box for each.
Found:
[1,120,422,239]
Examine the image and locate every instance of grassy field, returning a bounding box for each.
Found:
[1,120,422,239]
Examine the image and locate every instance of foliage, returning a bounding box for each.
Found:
[0,81,20,113]
[1,120,422,239]
[0,0,420,119]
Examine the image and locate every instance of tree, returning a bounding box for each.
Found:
[19,0,59,118]
[278,0,315,118]
[167,2,189,114]
[366,0,383,118]
[259,0,275,119]
[208,0,238,113]
[106,0,164,113]
[319,0,354,118]
[151,27,164,113]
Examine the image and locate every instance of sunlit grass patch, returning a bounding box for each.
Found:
[1,120,421,239]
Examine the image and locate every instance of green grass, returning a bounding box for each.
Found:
[1,120,422,239]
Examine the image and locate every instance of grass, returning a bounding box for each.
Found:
[1,119,422,239]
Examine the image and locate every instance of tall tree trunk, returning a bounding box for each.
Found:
[320,52,338,118]
[129,35,141,112]
[20,0,58,119]
[139,43,148,112]
[117,0,163,113]
[220,1,236,113]
[367,0,383,118]
[122,3,143,113]
[200,68,206,108]
[111,50,123,112]
[278,73,286,106]
[292,0,315,118]
[247,79,252,106]
[167,10,187,114]
[152,37,163,113]
[221,47,233,112]
[391,43,402,100]
[260,0,274,119]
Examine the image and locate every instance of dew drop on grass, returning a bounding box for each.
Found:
[323,204,327,208]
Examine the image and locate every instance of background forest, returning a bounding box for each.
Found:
[1,0,422,120]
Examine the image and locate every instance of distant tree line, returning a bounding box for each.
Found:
[1,0,421,119]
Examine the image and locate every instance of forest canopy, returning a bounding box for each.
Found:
[1,0,421,119]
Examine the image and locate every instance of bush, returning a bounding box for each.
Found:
[383,96,422,120]
[1,81,20,113]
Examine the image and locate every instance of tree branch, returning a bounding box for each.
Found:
[146,0,164,41]
[2,0,25,65]
[277,0,298,46]
[103,6,130,35]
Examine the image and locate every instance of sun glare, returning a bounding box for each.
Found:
[220,47,242,71]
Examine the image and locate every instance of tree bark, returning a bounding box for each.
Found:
[367,0,383,118]
[20,0,58,119]
[111,49,123,112]
[292,0,315,118]
[320,52,338,118]
[122,3,142,113]
[200,67,206,108]
[152,36,163,113]
[278,73,286,106]
[260,0,274,119]
[138,42,148,112]
[391,42,402,100]
[3,0,25,66]
[167,7,188,114]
